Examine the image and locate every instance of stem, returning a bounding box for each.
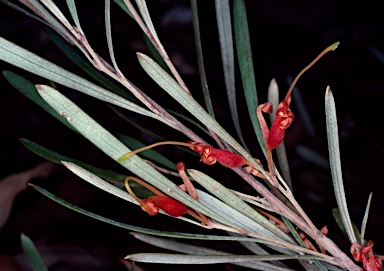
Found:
[284,41,340,102]
[233,168,361,271]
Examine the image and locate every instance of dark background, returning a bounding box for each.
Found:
[1,0,384,270]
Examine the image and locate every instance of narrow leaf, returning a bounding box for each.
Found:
[135,0,161,44]
[360,192,372,244]
[233,0,264,152]
[125,253,324,264]
[29,184,266,243]
[325,86,356,244]
[131,233,295,271]
[112,0,133,18]
[215,0,248,150]
[20,233,48,271]
[35,85,246,227]
[40,0,74,32]
[283,217,328,271]
[61,161,135,204]
[137,53,268,178]
[189,169,292,243]
[3,71,76,131]
[20,138,127,182]
[66,0,84,34]
[191,0,215,117]
[0,37,162,121]
[105,0,120,72]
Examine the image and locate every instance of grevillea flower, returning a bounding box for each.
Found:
[187,141,246,168]
[124,177,187,217]
[257,42,339,177]
[351,241,382,271]
[118,141,248,169]
[140,196,187,217]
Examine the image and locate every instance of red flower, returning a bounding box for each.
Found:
[141,196,187,217]
[351,241,382,271]
[188,141,246,168]
[124,177,187,218]
[267,101,295,149]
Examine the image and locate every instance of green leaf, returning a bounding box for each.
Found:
[35,85,246,227]
[189,169,292,243]
[332,208,361,242]
[283,217,329,271]
[105,0,119,72]
[20,233,48,271]
[215,0,248,150]
[136,53,268,179]
[0,37,160,121]
[3,71,76,131]
[360,192,372,244]
[135,0,161,46]
[131,233,295,271]
[29,184,266,242]
[190,0,215,118]
[112,0,133,18]
[125,253,325,264]
[62,161,136,204]
[20,138,127,182]
[233,0,264,153]
[325,87,356,244]
[66,0,84,34]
